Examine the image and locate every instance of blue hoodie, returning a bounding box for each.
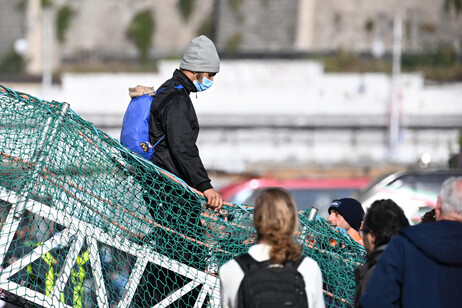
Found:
[360,220,462,308]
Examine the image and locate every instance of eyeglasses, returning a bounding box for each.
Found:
[205,72,216,78]
[359,229,368,238]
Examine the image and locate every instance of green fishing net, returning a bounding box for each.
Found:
[0,85,365,307]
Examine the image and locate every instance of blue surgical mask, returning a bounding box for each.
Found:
[193,76,213,92]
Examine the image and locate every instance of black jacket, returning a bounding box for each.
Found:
[353,245,386,308]
[149,69,212,192]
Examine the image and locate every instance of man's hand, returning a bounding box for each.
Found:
[203,188,223,211]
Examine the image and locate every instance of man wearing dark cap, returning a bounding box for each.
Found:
[149,35,222,209]
[328,198,365,245]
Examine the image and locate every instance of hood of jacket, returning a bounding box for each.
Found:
[400,220,462,266]
[172,69,197,93]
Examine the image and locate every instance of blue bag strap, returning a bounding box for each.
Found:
[152,135,165,147]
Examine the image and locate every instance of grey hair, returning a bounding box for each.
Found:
[439,177,462,215]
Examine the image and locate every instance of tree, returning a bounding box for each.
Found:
[126,10,155,64]
[56,5,75,43]
[445,0,462,15]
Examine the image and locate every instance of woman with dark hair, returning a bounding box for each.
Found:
[219,187,325,308]
[353,199,409,307]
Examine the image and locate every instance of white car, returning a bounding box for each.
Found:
[354,169,462,224]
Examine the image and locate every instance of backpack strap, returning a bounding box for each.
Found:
[285,256,305,269]
[236,253,297,273]
[235,253,271,273]
[235,253,255,274]
[155,85,185,111]
[236,253,306,272]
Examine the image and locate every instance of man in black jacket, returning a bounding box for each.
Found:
[134,36,224,307]
[149,35,222,210]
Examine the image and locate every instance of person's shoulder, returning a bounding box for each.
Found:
[219,258,241,276]
[383,232,407,250]
[297,256,324,290]
[374,233,407,263]
[158,88,191,114]
[297,256,322,278]
[221,258,238,269]
[219,258,244,284]
[298,256,321,269]
[166,86,191,103]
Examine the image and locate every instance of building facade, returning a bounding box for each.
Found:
[1,0,461,75]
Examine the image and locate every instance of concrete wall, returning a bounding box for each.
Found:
[5,60,461,173]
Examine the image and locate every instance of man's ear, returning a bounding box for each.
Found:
[370,230,376,245]
[435,196,442,221]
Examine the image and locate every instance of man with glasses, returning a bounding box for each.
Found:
[353,199,408,307]
[360,177,462,308]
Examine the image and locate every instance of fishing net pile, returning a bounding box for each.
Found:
[0,85,365,307]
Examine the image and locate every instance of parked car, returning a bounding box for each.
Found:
[220,177,371,218]
[353,169,462,224]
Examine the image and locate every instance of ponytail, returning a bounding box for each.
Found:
[254,188,302,264]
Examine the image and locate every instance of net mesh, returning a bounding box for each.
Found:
[0,85,365,308]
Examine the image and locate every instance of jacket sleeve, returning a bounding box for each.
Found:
[311,262,326,308]
[299,258,325,308]
[359,237,404,308]
[162,95,212,192]
[219,259,244,308]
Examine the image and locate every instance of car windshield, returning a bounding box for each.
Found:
[354,169,462,224]
[389,174,453,194]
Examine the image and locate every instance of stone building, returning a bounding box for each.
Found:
[0,0,461,75]
[214,0,462,54]
[0,0,216,75]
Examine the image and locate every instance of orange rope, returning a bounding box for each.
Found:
[76,124,253,212]
[1,152,236,255]
[156,168,251,209]
[1,152,354,303]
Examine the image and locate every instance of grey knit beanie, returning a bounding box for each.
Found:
[179,35,220,73]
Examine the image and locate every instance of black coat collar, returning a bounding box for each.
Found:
[173,69,196,93]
